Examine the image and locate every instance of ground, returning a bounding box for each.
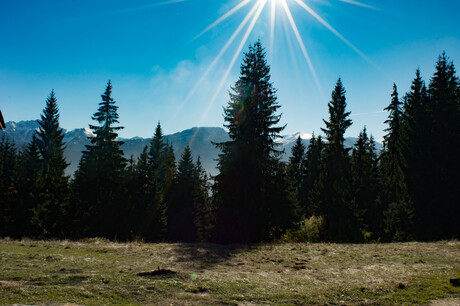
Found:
[0,239,459,304]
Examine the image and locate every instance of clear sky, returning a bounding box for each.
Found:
[1,0,459,141]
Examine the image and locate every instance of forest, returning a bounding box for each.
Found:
[0,41,459,243]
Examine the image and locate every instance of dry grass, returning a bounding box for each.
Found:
[0,238,459,304]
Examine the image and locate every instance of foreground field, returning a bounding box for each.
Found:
[0,239,459,305]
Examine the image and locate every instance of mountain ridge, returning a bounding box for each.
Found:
[1,120,382,176]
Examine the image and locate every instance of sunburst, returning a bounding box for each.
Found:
[186,0,377,135]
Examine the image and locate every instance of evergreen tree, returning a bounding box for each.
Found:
[401,69,430,239]
[148,122,166,181]
[0,137,20,237]
[128,146,166,241]
[72,81,127,238]
[351,127,382,239]
[162,143,176,198]
[287,136,306,208]
[140,122,175,240]
[311,78,362,242]
[302,134,324,217]
[381,84,414,241]
[34,90,70,237]
[147,122,176,210]
[423,53,460,239]
[167,146,198,242]
[214,41,293,242]
[192,157,214,242]
[18,135,45,237]
[383,84,403,153]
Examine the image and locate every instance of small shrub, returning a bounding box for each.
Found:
[280,216,325,243]
[362,230,375,243]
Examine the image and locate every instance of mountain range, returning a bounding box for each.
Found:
[0,120,382,176]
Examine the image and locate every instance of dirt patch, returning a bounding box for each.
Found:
[63,276,87,284]
[53,268,83,274]
[0,280,24,288]
[187,286,209,294]
[431,298,460,305]
[137,268,176,277]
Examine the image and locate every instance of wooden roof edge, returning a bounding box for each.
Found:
[0,109,5,129]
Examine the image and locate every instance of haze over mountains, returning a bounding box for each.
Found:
[1,120,382,176]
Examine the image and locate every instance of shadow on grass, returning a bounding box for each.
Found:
[169,243,258,269]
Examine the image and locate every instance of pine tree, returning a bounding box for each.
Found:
[18,135,44,237]
[72,81,127,238]
[351,127,381,239]
[0,137,20,237]
[424,53,460,239]
[34,90,70,237]
[161,143,176,198]
[401,69,430,239]
[167,146,198,242]
[287,136,306,209]
[127,146,166,241]
[137,122,175,241]
[192,157,213,242]
[214,41,293,242]
[147,122,176,210]
[148,122,166,181]
[302,134,324,217]
[383,84,403,153]
[381,84,413,241]
[311,78,361,242]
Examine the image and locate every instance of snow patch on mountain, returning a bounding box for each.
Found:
[275,131,313,144]
[83,128,95,138]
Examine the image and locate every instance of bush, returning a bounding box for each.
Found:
[280,216,325,243]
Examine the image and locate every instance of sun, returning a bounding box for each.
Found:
[185,0,376,129]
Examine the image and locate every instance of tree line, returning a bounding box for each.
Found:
[1,42,459,243]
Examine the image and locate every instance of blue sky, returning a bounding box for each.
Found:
[1,0,459,141]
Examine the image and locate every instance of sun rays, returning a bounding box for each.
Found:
[183,0,377,131]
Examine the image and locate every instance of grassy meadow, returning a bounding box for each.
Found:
[0,238,459,304]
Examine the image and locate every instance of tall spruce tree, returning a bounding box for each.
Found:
[302,134,324,217]
[148,122,166,181]
[214,41,293,242]
[18,136,44,237]
[0,137,20,237]
[148,122,176,205]
[381,84,413,241]
[167,146,198,242]
[72,81,127,238]
[288,136,306,189]
[311,78,362,242]
[351,127,382,239]
[34,91,70,237]
[162,143,176,197]
[141,122,175,240]
[424,53,460,239]
[287,136,306,212]
[401,69,430,239]
[192,157,213,242]
[127,146,166,241]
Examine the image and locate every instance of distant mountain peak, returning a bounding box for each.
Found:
[1,120,382,177]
